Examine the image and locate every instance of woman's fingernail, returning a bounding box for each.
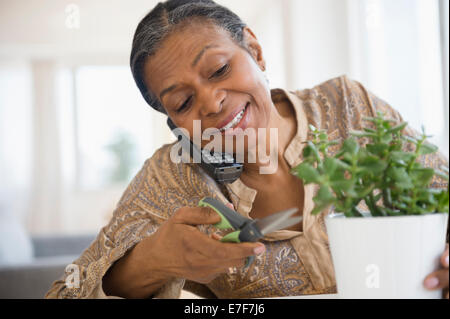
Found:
[254,245,266,255]
[445,255,449,266]
[226,203,234,210]
[424,277,439,289]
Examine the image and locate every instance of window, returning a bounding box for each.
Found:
[74,66,156,189]
[0,60,32,221]
[56,65,173,192]
[349,0,449,157]
[49,64,175,234]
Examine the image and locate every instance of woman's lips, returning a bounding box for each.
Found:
[217,102,249,131]
[223,102,250,135]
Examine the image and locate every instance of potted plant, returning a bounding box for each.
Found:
[292,112,449,299]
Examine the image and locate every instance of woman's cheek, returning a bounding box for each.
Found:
[232,64,271,125]
[235,65,265,92]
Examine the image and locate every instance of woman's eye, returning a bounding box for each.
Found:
[210,64,230,79]
[176,96,192,113]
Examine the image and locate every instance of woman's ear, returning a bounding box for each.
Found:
[242,27,266,72]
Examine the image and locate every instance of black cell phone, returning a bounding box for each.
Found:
[167,118,243,184]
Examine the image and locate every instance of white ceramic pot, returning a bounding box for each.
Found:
[325,212,449,299]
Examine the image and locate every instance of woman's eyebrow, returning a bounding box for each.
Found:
[160,84,178,102]
[192,44,220,68]
[159,44,220,102]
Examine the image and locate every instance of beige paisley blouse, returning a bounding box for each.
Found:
[45,76,448,299]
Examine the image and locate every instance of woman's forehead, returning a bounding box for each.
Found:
[144,22,237,90]
[155,23,233,63]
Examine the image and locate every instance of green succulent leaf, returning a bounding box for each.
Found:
[302,144,314,159]
[306,141,321,161]
[315,186,335,202]
[367,143,389,157]
[294,163,321,184]
[380,133,393,144]
[388,122,408,134]
[356,185,375,198]
[351,131,377,138]
[418,143,438,155]
[387,167,414,189]
[330,180,354,193]
[358,155,388,174]
[390,151,416,165]
[410,168,435,187]
[323,157,339,175]
[342,138,359,155]
[319,132,328,142]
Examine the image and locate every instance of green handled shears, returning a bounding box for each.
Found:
[198,197,302,267]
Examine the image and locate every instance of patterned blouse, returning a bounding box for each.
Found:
[45,76,448,299]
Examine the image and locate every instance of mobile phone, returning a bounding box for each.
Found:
[167,118,243,184]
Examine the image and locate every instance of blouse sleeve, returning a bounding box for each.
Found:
[44,144,210,299]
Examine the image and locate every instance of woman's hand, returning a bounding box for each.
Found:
[103,205,265,298]
[144,206,265,282]
[423,244,449,299]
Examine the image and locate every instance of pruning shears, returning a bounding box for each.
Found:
[198,197,302,268]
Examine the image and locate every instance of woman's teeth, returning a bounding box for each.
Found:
[220,107,246,132]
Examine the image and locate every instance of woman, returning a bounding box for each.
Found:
[46,0,449,299]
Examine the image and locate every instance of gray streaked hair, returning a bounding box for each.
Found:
[130,0,248,114]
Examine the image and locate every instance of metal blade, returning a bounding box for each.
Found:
[266,216,303,234]
[254,208,301,235]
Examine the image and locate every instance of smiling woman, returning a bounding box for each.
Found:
[45,0,449,299]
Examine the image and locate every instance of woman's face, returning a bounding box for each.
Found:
[144,20,273,152]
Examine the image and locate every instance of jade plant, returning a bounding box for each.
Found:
[292,112,449,217]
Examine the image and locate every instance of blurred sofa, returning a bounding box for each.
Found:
[0,234,96,299]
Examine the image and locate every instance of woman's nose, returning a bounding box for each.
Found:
[198,90,226,117]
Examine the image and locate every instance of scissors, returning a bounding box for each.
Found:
[198,197,302,268]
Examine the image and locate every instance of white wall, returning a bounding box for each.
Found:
[0,0,348,89]
[346,0,448,157]
[0,0,156,61]
[283,0,352,90]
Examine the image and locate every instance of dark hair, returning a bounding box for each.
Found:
[130,0,247,114]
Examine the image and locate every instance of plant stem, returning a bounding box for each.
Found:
[351,206,364,217]
[383,188,393,209]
